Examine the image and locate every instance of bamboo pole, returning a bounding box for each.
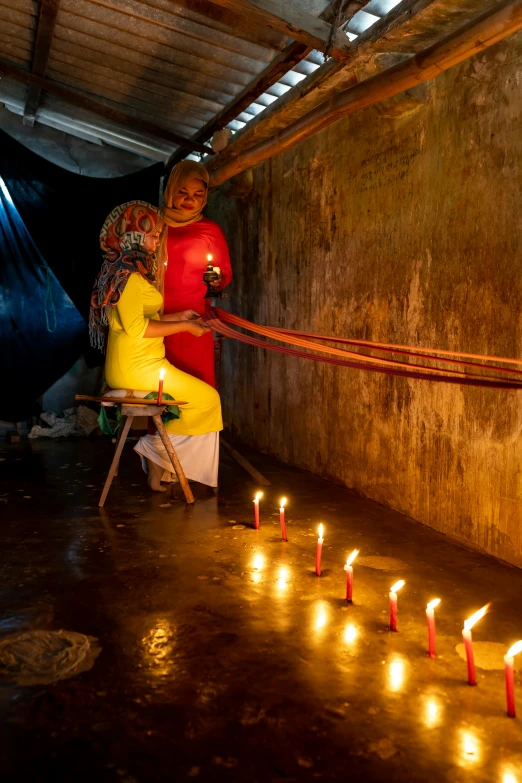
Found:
[209,0,522,187]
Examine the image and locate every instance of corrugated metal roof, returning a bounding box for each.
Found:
[0,0,435,163]
[0,0,295,159]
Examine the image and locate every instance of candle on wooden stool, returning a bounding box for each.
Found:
[389,580,405,632]
[462,604,490,686]
[315,524,324,576]
[253,492,263,530]
[426,598,441,659]
[344,549,359,602]
[279,498,288,541]
[157,367,165,405]
[504,640,522,717]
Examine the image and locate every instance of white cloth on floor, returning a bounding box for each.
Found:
[134,432,219,487]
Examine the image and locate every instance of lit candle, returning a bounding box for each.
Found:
[426,598,441,658]
[315,524,324,576]
[389,580,405,632]
[279,497,288,541]
[253,491,263,530]
[157,367,165,405]
[344,549,359,602]
[504,640,522,717]
[462,603,490,686]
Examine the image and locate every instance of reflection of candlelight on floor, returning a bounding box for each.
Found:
[314,602,328,632]
[141,620,174,678]
[458,729,481,768]
[502,771,518,783]
[343,624,357,644]
[276,567,289,591]
[423,697,442,728]
[388,658,405,692]
[251,553,265,584]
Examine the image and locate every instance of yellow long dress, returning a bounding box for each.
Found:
[105,272,222,436]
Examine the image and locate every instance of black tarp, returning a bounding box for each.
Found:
[0,128,162,421]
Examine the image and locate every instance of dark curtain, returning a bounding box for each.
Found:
[0,128,163,422]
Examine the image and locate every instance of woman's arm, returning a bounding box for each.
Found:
[144,319,210,338]
[159,310,201,322]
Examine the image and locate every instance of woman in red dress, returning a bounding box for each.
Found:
[162,161,232,388]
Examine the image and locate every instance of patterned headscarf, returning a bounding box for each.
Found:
[89,201,164,351]
[163,160,209,227]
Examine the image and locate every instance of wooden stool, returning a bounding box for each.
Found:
[75,393,194,506]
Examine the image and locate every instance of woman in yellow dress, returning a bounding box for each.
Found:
[90,200,222,491]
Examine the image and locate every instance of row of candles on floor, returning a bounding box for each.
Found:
[253,492,521,719]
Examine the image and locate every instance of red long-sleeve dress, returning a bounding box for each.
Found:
[163,218,232,388]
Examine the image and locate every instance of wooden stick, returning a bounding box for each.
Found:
[220,437,271,486]
[209,0,522,186]
[152,415,195,505]
[98,415,133,508]
[75,394,187,406]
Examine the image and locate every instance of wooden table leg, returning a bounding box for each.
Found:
[98,415,133,507]
[152,414,195,505]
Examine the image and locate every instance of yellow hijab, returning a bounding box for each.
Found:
[163,160,209,227]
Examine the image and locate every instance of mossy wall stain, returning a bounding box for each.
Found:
[209,35,522,568]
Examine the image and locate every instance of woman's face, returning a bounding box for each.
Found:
[142,233,161,252]
[172,177,207,212]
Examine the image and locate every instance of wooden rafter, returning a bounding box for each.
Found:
[207,0,354,61]
[23,0,61,127]
[208,0,522,187]
[167,0,366,169]
[0,60,214,155]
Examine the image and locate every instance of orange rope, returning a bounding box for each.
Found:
[204,309,522,391]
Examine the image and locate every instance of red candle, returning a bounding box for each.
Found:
[253,492,262,530]
[157,367,165,405]
[426,598,440,659]
[389,580,405,632]
[462,603,490,686]
[504,641,522,717]
[344,549,359,602]
[315,524,324,576]
[279,498,288,542]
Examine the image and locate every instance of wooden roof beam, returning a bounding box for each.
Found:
[23,0,60,127]
[167,0,366,169]
[207,0,354,61]
[208,0,522,187]
[0,60,214,155]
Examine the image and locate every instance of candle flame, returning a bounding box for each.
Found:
[254,492,263,502]
[346,549,359,567]
[318,523,324,541]
[390,580,405,594]
[280,497,287,509]
[207,253,213,262]
[463,603,490,632]
[507,640,522,658]
[159,368,166,380]
[427,598,441,611]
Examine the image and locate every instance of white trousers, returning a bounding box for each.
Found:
[134,432,219,487]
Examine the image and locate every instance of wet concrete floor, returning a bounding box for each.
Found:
[1,436,521,782]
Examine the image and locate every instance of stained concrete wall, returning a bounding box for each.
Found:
[209,33,522,568]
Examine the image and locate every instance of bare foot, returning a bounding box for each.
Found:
[146,459,167,492]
